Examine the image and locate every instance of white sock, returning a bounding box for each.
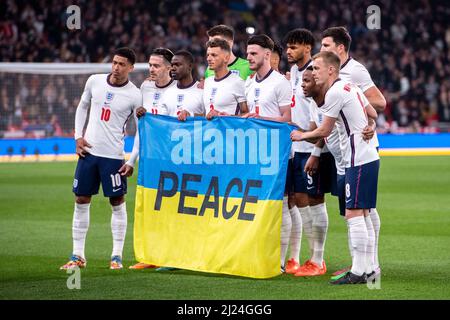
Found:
[370,208,381,269]
[347,216,368,276]
[365,215,376,274]
[111,202,127,258]
[299,206,313,257]
[280,197,292,268]
[288,206,302,262]
[72,203,90,260]
[346,216,354,259]
[310,203,328,266]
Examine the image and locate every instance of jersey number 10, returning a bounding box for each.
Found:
[101,107,111,121]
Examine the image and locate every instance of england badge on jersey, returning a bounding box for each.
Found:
[106,92,115,101]
[210,88,217,103]
[231,70,240,76]
[255,88,260,99]
[254,88,261,104]
[293,76,299,94]
[153,92,161,105]
[177,94,184,107]
[318,113,323,124]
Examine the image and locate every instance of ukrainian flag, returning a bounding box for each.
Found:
[134,115,293,278]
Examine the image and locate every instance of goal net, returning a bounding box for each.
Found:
[0,63,148,139]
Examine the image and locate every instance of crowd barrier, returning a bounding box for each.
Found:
[1,133,449,161]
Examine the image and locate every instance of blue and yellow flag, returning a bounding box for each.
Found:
[134,115,293,278]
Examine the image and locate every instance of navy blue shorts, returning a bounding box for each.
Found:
[336,174,346,216]
[290,152,337,196]
[292,152,319,195]
[345,160,379,210]
[73,153,127,197]
[317,152,337,195]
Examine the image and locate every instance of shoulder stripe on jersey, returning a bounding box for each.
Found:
[356,91,368,120]
[340,110,351,137]
[354,164,362,208]
[255,69,274,83]
[350,134,355,167]
[340,57,352,70]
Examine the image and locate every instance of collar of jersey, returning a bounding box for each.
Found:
[177,79,196,89]
[340,57,352,70]
[214,71,232,82]
[298,59,312,72]
[156,79,174,89]
[107,74,129,87]
[255,68,274,83]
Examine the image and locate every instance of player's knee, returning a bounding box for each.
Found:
[109,196,125,206]
[345,208,364,219]
[287,193,296,209]
[295,192,309,208]
[309,195,324,206]
[75,196,91,204]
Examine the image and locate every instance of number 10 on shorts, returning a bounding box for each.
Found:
[110,173,122,188]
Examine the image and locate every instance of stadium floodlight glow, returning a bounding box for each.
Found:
[246,27,255,35]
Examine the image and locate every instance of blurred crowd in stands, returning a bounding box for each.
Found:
[1,0,449,137]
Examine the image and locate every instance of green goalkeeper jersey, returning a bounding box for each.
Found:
[204,57,253,80]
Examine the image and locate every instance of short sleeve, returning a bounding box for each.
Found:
[321,88,344,119]
[134,90,143,110]
[79,75,94,106]
[190,88,205,115]
[276,78,293,107]
[233,78,247,103]
[351,63,375,93]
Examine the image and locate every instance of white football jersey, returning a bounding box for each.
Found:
[339,57,379,147]
[309,100,345,175]
[125,78,177,167]
[160,81,205,117]
[140,79,177,115]
[74,74,141,160]
[321,79,379,168]
[245,69,292,118]
[290,61,314,153]
[203,71,246,115]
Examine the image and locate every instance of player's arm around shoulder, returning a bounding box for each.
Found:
[291,113,336,144]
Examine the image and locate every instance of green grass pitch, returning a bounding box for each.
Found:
[1,156,449,300]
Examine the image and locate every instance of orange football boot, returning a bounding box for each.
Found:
[294,260,326,277]
[285,258,301,274]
